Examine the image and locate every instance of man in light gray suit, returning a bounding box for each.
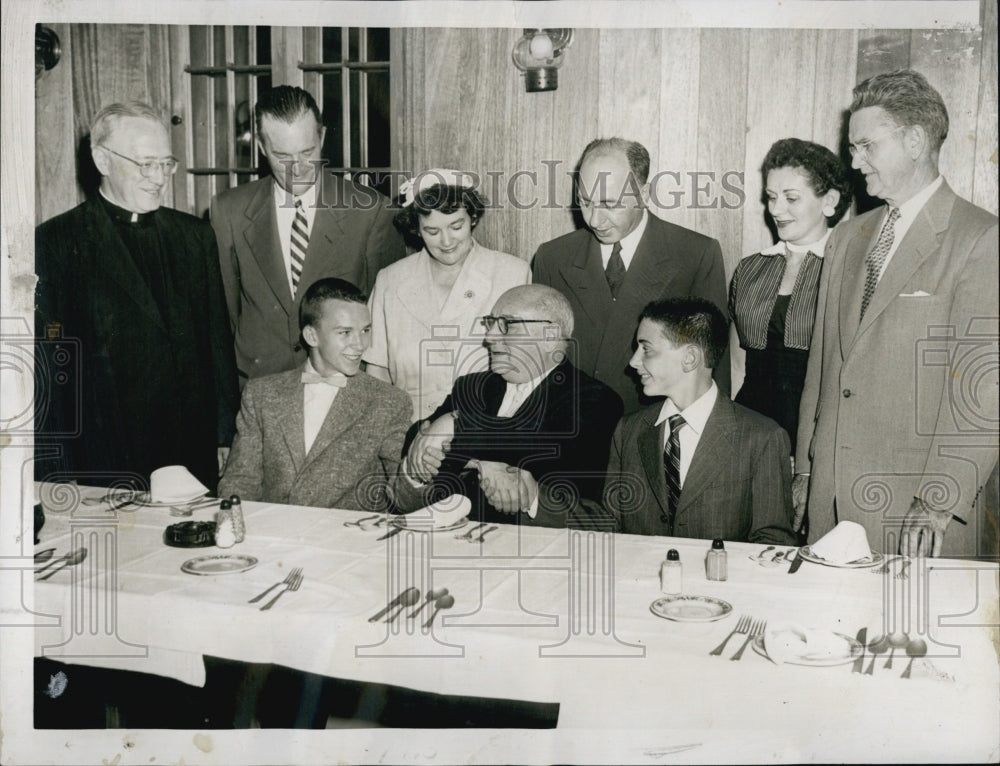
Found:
[603,298,795,544]
[794,70,999,558]
[211,86,404,383]
[218,278,411,510]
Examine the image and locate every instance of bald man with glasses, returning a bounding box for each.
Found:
[35,101,238,492]
[395,284,623,528]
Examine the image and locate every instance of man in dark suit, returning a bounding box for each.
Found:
[396,284,623,528]
[219,279,411,510]
[532,138,729,414]
[35,102,238,490]
[795,70,999,558]
[211,86,404,383]
[604,298,795,544]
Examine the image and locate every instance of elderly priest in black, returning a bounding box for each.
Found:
[35,102,238,491]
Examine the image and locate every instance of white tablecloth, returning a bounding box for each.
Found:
[29,484,1000,761]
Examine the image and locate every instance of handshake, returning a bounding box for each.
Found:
[405,412,539,516]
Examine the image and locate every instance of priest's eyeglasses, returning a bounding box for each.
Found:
[480,315,553,335]
[101,146,179,177]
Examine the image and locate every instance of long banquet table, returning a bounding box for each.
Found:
[26,483,1000,763]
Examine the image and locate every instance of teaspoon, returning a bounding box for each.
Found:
[408,587,449,619]
[423,594,456,629]
[884,631,909,669]
[384,587,421,623]
[34,548,56,564]
[901,637,928,679]
[865,635,889,675]
[36,548,88,581]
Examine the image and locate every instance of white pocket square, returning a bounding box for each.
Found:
[899,290,932,297]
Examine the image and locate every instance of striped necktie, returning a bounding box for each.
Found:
[661,413,685,528]
[859,207,900,319]
[290,199,310,293]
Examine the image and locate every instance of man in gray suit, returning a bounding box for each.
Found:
[795,70,999,558]
[219,278,411,510]
[604,298,795,543]
[211,86,404,383]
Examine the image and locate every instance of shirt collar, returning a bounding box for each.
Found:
[273,177,320,207]
[760,228,832,258]
[655,381,718,436]
[895,174,943,223]
[98,189,155,225]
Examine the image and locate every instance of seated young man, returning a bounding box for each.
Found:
[604,297,795,543]
[395,284,623,528]
[219,278,411,510]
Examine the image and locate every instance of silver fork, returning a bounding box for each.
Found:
[248,567,302,603]
[475,525,499,543]
[894,559,912,581]
[259,570,303,610]
[870,556,896,575]
[456,522,487,540]
[709,615,751,656]
[731,618,766,661]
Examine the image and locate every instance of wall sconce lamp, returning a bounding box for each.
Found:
[512,28,574,92]
[36,24,62,81]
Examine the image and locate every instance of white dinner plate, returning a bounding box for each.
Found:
[752,632,862,666]
[181,554,258,575]
[798,545,884,569]
[389,516,469,533]
[649,595,733,623]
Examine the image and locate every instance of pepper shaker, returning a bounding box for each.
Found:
[229,494,245,543]
[706,538,728,581]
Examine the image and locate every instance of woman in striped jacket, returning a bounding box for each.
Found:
[729,138,852,454]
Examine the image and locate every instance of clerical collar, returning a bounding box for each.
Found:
[99,190,155,225]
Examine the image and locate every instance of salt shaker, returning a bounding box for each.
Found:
[229,494,245,543]
[706,538,728,581]
[659,549,682,594]
[215,500,235,548]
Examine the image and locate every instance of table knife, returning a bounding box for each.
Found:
[852,627,867,673]
[376,526,403,541]
[787,549,804,574]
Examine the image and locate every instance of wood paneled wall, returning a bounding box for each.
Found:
[393,22,997,275]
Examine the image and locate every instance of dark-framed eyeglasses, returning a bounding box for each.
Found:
[480,315,553,335]
[100,146,179,178]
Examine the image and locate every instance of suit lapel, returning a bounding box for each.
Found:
[439,244,494,325]
[677,396,736,510]
[243,178,294,314]
[619,218,683,308]
[838,220,877,354]
[87,199,167,332]
[563,236,613,326]
[299,172,350,295]
[302,374,367,470]
[637,409,669,516]
[855,185,954,337]
[277,370,308,472]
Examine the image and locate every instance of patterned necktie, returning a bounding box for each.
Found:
[605,242,626,299]
[662,413,686,527]
[859,207,900,319]
[290,199,310,293]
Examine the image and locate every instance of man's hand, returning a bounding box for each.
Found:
[405,414,455,484]
[217,447,231,477]
[478,461,536,515]
[791,473,810,532]
[900,496,951,557]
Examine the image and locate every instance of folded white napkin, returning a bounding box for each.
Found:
[399,494,471,529]
[764,622,850,665]
[150,465,209,503]
[809,520,872,564]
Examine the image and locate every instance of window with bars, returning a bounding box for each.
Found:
[183,26,391,217]
[301,27,392,195]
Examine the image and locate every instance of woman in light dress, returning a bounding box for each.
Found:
[364,169,530,421]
